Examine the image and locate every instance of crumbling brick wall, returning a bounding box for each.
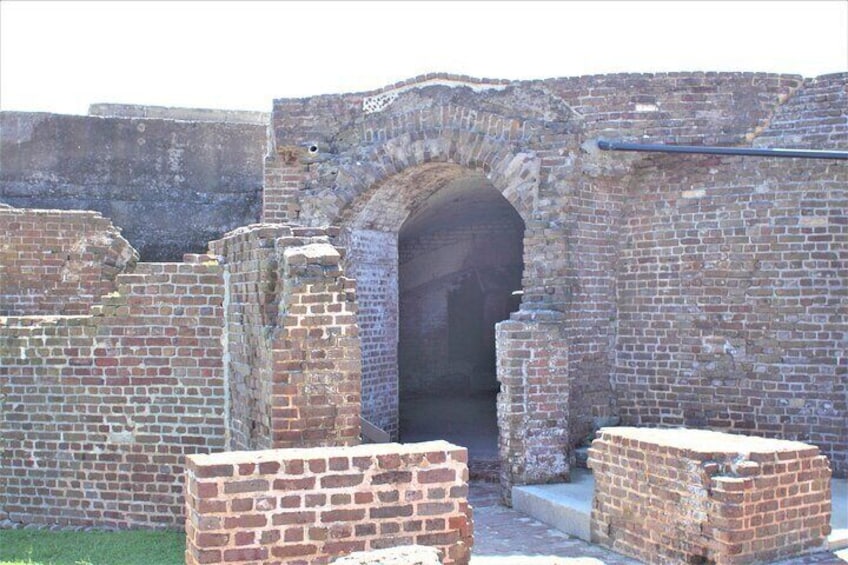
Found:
[2,72,845,515]
[0,207,137,315]
[209,224,361,451]
[1,212,361,528]
[185,441,472,565]
[265,71,844,488]
[0,255,226,528]
[588,427,832,564]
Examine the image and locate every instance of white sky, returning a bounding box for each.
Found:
[1,0,846,115]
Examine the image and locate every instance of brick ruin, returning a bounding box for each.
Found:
[1,72,846,555]
[588,427,832,564]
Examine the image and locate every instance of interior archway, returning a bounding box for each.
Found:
[396,174,524,474]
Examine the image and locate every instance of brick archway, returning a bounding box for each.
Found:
[265,93,573,497]
[334,157,536,432]
[319,139,562,498]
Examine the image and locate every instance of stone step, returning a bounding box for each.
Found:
[511,468,594,542]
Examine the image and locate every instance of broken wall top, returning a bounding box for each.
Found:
[271,71,847,158]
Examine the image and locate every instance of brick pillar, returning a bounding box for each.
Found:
[496,311,569,502]
[270,231,362,447]
[262,148,306,223]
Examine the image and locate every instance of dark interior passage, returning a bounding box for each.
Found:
[398,174,523,464]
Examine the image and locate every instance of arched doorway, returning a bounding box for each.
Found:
[396,173,524,475]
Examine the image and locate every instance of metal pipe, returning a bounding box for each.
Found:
[597,139,848,160]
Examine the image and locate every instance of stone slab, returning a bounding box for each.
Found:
[511,468,593,542]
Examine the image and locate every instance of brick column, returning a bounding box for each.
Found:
[271,233,361,447]
[262,149,307,223]
[496,311,570,502]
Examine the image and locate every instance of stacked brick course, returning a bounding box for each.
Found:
[588,427,832,564]
[1,255,226,528]
[209,224,361,452]
[185,441,472,565]
[0,208,137,315]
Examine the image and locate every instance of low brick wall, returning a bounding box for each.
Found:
[588,427,831,564]
[185,441,472,565]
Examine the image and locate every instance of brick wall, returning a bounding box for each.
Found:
[558,172,624,449]
[185,441,472,565]
[266,72,821,486]
[588,427,832,564]
[754,72,848,149]
[552,72,802,145]
[209,225,361,451]
[0,207,137,315]
[3,72,844,517]
[263,152,306,224]
[0,255,226,528]
[614,155,848,476]
[344,230,399,438]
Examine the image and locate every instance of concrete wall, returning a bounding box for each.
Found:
[0,111,266,260]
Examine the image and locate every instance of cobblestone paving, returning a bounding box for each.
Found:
[468,482,848,565]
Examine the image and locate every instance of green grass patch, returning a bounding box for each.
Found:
[0,529,184,565]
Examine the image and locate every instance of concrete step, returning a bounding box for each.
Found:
[511,469,848,552]
[511,468,593,542]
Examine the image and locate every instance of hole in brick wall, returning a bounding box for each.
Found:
[397,174,524,476]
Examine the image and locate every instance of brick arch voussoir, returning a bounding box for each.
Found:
[323,128,539,228]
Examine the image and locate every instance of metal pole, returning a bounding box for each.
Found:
[597,139,848,160]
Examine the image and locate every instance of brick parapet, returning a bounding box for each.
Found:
[184,441,472,565]
[0,207,138,316]
[587,427,832,564]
